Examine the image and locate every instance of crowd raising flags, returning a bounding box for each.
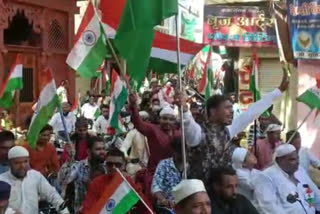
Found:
[0,54,23,108]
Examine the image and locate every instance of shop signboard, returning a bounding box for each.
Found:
[238,57,254,110]
[287,0,320,59]
[203,6,277,47]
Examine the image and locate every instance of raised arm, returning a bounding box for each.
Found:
[228,70,289,139]
[129,93,156,138]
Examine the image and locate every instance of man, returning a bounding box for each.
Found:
[57,80,69,103]
[0,146,69,214]
[49,102,76,140]
[253,124,282,170]
[80,148,152,214]
[0,181,20,214]
[24,125,60,177]
[59,136,106,213]
[231,147,259,203]
[180,71,288,185]
[129,95,180,171]
[287,130,320,175]
[0,111,12,131]
[0,131,14,174]
[229,92,242,120]
[173,179,211,214]
[81,94,98,121]
[254,144,320,214]
[120,111,150,178]
[93,104,109,135]
[151,137,184,210]
[209,167,259,214]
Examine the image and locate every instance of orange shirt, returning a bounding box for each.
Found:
[24,143,60,177]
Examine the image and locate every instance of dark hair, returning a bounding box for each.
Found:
[190,102,199,109]
[0,131,15,144]
[171,137,182,153]
[286,130,300,142]
[107,147,125,160]
[87,136,103,151]
[209,167,236,185]
[75,117,88,128]
[100,104,110,111]
[206,95,230,117]
[40,124,53,133]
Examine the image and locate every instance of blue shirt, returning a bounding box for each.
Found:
[0,163,9,174]
[151,158,182,201]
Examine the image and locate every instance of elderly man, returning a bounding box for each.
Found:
[120,111,150,178]
[254,144,320,214]
[253,124,282,170]
[49,102,76,140]
[173,179,211,214]
[178,71,289,185]
[0,146,69,214]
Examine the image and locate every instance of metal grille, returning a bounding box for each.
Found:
[48,19,66,50]
[20,68,33,102]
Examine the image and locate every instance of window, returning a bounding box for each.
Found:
[19,68,34,102]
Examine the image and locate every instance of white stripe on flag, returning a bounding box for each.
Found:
[67,15,102,70]
[99,181,131,214]
[35,80,57,110]
[151,47,194,65]
[10,65,23,78]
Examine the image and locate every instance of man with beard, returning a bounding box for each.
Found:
[254,144,320,214]
[0,131,15,174]
[0,146,69,214]
[93,104,110,135]
[209,167,259,214]
[178,71,289,185]
[60,136,106,213]
[49,102,76,140]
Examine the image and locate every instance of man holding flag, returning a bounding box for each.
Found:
[80,148,153,214]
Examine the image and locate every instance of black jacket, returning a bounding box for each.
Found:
[210,194,259,214]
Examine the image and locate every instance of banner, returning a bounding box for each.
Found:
[203,6,277,47]
[238,57,254,110]
[287,0,320,59]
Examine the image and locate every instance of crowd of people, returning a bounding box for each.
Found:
[0,73,320,214]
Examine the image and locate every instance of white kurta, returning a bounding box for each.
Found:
[236,168,260,203]
[81,103,98,120]
[0,170,68,214]
[49,112,76,134]
[299,148,320,174]
[93,115,109,134]
[254,164,320,214]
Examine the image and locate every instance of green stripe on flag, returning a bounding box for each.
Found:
[76,33,107,78]
[112,190,139,214]
[0,92,14,108]
[27,95,60,149]
[5,77,23,91]
[110,87,128,132]
[297,89,320,110]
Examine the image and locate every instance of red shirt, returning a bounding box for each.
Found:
[24,143,60,177]
[61,139,88,163]
[81,174,153,214]
[130,105,180,171]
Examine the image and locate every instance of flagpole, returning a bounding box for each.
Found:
[252,52,258,157]
[175,6,188,180]
[116,169,154,214]
[286,109,314,144]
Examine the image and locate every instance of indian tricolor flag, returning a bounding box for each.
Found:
[89,170,141,214]
[198,45,213,100]
[0,54,23,108]
[109,70,128,132]
[27,68,60,149]
[66,1,107,78]
[297,86,320,111]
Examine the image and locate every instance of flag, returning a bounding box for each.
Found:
[249,52,261,101]
[89,170,140,214]
[114,0,178,84]
[0,54,23,108]
[109,70,128,132]
[66,1,107,78]
[297,86,320,111]
[198,45,213,100]
[27,68,60,149]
